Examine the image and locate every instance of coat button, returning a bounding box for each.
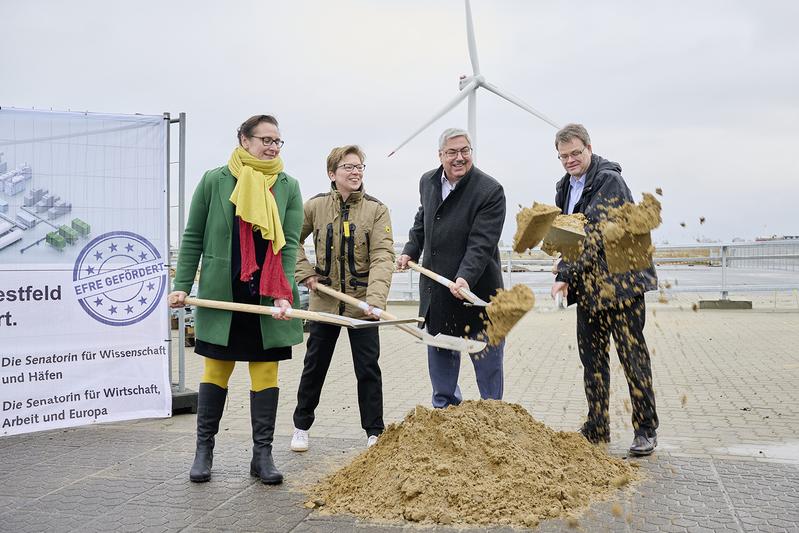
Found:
[435,215,441,220]
[432,250,437,256]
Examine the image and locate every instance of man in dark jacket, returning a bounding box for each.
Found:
[550,123,659,456]
[398,128,506,408]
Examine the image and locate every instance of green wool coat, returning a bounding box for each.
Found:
[173,165,304,349]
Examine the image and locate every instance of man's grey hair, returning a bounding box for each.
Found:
[555,123,591,148]
[438,128,472,150]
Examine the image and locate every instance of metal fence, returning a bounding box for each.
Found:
[377,240,799,302]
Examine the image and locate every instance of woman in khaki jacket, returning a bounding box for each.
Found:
[291,145,395,451]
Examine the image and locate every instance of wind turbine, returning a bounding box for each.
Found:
[388,0,560,159]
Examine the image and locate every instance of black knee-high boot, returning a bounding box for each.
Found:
[189,383,227,483]
[250,387,283,485]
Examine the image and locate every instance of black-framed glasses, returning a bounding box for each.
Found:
[337,163,366,172]
[442,147,472,159]
[251,136,284,148]
[557,147,586,161]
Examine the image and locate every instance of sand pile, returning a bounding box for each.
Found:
[308,400,640,529]
[483,284,535,346]
[512,202,561,253]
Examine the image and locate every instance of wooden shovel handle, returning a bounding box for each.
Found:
[184,297,351,327]
[406,261,478,304]
[312,284,396,320]
[313,284,425,340]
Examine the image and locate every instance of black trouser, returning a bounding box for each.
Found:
[576,296,658,438]
[293,322,384,436]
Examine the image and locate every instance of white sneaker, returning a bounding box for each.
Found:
[366,435,379,448]
[291,428,309,452]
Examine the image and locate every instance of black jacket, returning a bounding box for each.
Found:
[555,154,657,309]
[402,165,505,336]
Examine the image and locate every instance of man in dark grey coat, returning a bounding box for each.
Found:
[550,123,659,456]
[398,128,506,408]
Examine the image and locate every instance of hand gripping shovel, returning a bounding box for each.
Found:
[407,261,489,306]
[184,297,422,329]
[406,261,535,345]
[314,284,487,354]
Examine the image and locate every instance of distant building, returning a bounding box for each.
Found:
[755,235,799,241]
[23,188,47,207]
[46,231,66,251]
[4,175,26,196]
[47,201,72,220]
[35,194,56,213]
[16,211,38,229]
[0,163,32,195]
[17,163,32,180]
[71,218,90,236]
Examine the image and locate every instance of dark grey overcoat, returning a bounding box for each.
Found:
[402,165,505,336]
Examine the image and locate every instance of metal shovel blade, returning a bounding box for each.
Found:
[460,289,489,307]
[428,332,487,353]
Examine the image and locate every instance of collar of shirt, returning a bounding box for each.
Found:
[441,170,457,200]
[569,174,586,188]
[566,173,586,214]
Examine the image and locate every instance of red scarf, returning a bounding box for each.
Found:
[238,216,293,304]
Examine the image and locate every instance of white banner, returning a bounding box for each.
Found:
[0,108,171,436]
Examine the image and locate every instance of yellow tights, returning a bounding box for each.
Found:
[201,358,278,392]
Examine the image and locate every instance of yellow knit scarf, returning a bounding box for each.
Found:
[228,146,285,253]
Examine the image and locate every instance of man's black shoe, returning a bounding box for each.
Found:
[578,425,610,444]
[629,434,657,456]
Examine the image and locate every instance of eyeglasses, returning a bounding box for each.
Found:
[557,147,586,161]
[442,147,473,159]
[337,163,366,172]
[250,136,284,148]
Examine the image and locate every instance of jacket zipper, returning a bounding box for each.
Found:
[339,201,348,314]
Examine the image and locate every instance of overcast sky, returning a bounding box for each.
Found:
[2,0,797,245]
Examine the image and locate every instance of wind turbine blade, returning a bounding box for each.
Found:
[465,0,481,75]
[468,91,477,159]
[388,81,478,157]
[481,81,560,129]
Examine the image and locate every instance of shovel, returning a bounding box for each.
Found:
[511,201,585,256]
[314,284,487,354]
[406,261,535,346]
[184,297,422,329]
[407,261,489,306]
[512,202,561,253]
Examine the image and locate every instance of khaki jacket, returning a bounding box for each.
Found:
[296,185,395,317]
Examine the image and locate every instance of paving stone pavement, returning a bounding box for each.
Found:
[2,293,798,532]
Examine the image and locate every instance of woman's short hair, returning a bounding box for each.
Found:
[237,115,279,145]
[326,145,365,175]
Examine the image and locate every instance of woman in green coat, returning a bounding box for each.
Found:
[168,114,303,484]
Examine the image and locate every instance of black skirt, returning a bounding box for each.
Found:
[194,218,293,363]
